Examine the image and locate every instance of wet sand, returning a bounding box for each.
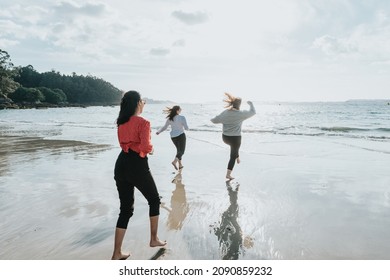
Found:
[1,133,390,260]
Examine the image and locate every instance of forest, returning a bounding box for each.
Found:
[0,49,122,109]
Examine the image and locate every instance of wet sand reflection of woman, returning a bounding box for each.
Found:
[213,183,253,260]
[161,172,189,231]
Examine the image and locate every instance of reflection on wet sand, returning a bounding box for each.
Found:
[0,135,111,176]
[161,171,189,231]
[0,134,116,260]
[213,181,254,260]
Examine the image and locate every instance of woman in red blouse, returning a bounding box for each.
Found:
[111,90,166,260]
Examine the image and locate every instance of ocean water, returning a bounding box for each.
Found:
[1,100,389,151]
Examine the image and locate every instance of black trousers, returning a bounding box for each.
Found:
[171,133,186,160]
[222,134,242,171]
[114,150,161,229]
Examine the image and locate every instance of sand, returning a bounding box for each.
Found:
[1,132,390,260]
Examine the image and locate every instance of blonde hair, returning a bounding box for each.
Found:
[223,92,241,109]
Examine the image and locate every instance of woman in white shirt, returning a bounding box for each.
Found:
[156,105,189,170]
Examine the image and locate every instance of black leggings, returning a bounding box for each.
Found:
[222,134,242,171]
[114,150,161,229]
[171,133,186,160]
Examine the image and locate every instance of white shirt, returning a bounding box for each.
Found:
[157,115,189,137]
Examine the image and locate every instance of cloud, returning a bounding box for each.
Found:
[312,35,356,56]
[312,9,390,63]
[149,47,170,56]
[171,10,209,25]
[0,38,19,48]
[371,60,390,66]
[53,1,106,18]
[172,39,185,47]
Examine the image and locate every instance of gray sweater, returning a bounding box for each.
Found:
[210,102,256,136]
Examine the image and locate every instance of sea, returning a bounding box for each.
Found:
[1,100,389,152]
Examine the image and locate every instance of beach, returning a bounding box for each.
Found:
[1,103,390,260]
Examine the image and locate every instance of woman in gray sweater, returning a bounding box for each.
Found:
[210,93,256,180]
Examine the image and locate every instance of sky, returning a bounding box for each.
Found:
[1,0,390,103]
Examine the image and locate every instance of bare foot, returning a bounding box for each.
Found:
[171,161,178,170]
[226,175,234,180]
[150,239,167,247]
[111,252,131,260]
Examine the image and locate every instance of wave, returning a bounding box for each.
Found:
[376,127,390,132]
[3,120,389,142]
[189,127,279,134]
[53,122,115,130]
[178,125,390,141]
[187,128,219,133]
[319,126,370,132]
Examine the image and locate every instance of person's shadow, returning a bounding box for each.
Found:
[213,182,253,259]
[161,171,189,231]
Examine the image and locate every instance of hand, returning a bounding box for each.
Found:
[156,132,159,135]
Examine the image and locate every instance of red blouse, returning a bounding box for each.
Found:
[117,115,153,158]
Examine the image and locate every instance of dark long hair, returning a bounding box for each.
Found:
[223,92,241,110]
[116,91,141,126]
[163,105,181,121]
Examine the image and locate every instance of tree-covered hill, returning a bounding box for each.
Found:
[1,49,122,109]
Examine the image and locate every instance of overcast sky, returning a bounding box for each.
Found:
[1,0,390,102]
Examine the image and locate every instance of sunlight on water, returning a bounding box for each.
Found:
[1,101,389,153]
